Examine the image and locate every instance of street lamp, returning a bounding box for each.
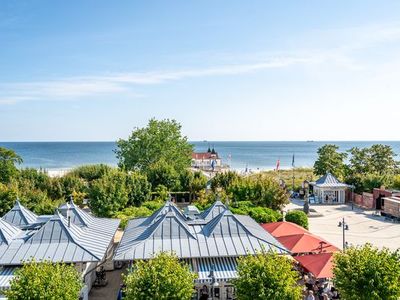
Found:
[208,264,219,300]
[338,218,349,251]
[303,180,310,215]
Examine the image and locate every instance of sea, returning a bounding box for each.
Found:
[1,141,400,172]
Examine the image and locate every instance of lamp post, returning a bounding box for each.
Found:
[338,218,349,251]
[208,264,219,300]
[303,180,310,215]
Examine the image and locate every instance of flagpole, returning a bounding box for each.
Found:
[292,154,295,192]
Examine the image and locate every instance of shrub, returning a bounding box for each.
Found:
[123,252,196,300]
[285,210,308,229]
[114,206,153,229]
[6,260,82,300]
[67,164,112,182]
[234,251,302,300]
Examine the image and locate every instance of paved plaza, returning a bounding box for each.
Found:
[287,200,400,251]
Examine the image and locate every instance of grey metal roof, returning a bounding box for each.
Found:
[0,267,16,291]
[0,219,22,246]
[114,201,288,261]
[199,200,227,221]
[0,204,120,266]
[311,172,349,188]
[2,200,38,228]
[59,200,95,227]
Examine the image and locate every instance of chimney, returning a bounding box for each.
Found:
[68,216,71,227]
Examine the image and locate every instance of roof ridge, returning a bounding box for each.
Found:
[0,218,22,245]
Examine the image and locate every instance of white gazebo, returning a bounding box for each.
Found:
[310,172,350,204]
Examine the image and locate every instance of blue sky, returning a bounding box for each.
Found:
[1,1,400,141]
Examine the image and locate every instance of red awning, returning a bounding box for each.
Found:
[261,221,308,237]
[294,253,334,279]
[277,233,339,254]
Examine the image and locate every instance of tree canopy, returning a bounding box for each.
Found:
[123,252,196,300]
[0,147,23,183]
[313,144,347,179]
[234,251,302,300]
[6,260,83,300]
[115,119,193,173]
[333,244,400,300]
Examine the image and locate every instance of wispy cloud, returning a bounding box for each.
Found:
[0,55,317,104]
[2,22,400,105]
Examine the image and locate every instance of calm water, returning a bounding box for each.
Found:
[1,141,400,171]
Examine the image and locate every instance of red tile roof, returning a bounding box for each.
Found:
[192,152,219,160]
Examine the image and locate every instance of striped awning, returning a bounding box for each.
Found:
[196,257,238,283]
[0,267,16,291]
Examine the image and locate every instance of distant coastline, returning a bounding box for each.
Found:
[1,141,400,173]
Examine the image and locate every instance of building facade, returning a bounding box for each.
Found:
[310,173,350,204]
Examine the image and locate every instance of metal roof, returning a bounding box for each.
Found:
[2,200,38,228]
[0,219,22,246]
[0,267,16,291]
[199,200,227,221]
[311,172,349,188]
[0,203,120,266]
[114,201,288,261]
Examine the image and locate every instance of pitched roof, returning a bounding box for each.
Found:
[0,209,120,266]
[0,219,22,245]
[59,200,95,227]
[261,221,308,238]
[311,172,349,188]
[277,233,339,254]
[2,200,38,228]
[114,201,288,261]
[0,266,16,291]
[141,200,186,226]
[199,200,227,221]
[192,152,219,160]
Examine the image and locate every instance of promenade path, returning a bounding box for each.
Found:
[286,200,400,251]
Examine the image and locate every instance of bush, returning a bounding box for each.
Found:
[141,200,164,211]
[123,252,196,300]
[89,169,129,217]
[285,210,308,229]
[6,260,82,300]
[230,201,281,223]
[114,206,153,229]
[126,172,152,206]
[228,175,289,210]
[67,164,112,182]
[234,251,302,300]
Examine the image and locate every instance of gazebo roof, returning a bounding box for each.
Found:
[311,172,349,188]
[2,200,38,228]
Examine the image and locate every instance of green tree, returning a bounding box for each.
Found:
[67,164,112,182]
[285,210,308,229]
[179,170,208,201]
[89,169,129,217]
[0,183,18,216]
[333,244,400,300]
[313,144,347,179]
[123,252,196,300]
[146,159,180,190]
[229,175,289,210]
[368,144,398,175]
[210,171,240,192]
[6,260,83,300]
[234,251,302,300]
[126,171,152,206]
[116,119,193,173]
[0,147,23,183]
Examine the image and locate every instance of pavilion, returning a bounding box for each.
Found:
[310,172,350,204]
[114,200,288,300]
[0,200,120,300]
